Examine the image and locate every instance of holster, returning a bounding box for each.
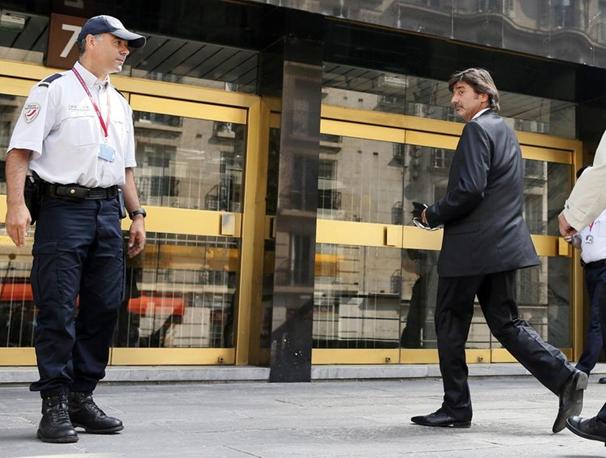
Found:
[23,173,41,225]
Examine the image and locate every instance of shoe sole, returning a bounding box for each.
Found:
[37,430,78,443]
[566,419,606,445]
[72,423,124,434]
[412,421,471,428]
[553,371,588,433]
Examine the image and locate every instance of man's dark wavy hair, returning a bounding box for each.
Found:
[448,68,500,112]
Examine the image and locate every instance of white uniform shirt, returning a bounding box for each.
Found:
[8,61,136,188]
[579,208,606,263]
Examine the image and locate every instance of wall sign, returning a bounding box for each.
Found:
[46,13,86,69]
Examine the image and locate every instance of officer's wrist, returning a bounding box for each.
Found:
[129,208,146,220]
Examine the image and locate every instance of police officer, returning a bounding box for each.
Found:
[5,16,146,443]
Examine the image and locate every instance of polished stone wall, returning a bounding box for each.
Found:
[250,0,606,70]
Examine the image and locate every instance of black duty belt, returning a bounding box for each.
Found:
[42,182,119,200]
[583,259,606,269]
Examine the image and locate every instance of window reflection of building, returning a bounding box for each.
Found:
[115,234,239,348]
[323,65,576,138]
[0,94,23,194]
[114,110,247,349]
[314,66,573,350]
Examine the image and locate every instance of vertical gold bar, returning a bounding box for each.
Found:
[235,99,270,365]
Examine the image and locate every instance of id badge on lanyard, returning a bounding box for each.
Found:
[72,67,115,162]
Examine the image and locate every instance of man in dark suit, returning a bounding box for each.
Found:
[410,68,586,433]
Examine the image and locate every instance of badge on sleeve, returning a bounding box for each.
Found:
[23,103,41,123]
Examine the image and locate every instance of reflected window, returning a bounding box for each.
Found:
[323,63,576,138]
[134,112,246,211]
[114,233,239,348]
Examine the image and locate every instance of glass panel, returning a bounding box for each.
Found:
[0,94,26,194]
[523,160,571,236]
[258,127,281,350]
[314,244,402,349]
[316,136,405,224]
[121,37,258,94]
[323,64,576,138]
[401,144,455,227]
[0,244,35,347]
[399,247,491,350]
[114,232,239,348]
[0,12,47,65]
[134,112,246,211]
[399,248,439,349]
[491,256,571,349]
[0,232,242,350]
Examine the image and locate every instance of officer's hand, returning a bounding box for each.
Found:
[6,202,31,247]
[127,216,145,258]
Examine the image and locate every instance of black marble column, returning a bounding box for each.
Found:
[258,18,323,382]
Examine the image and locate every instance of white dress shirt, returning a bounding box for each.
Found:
[8,61,136,188]
[579,209,606,263]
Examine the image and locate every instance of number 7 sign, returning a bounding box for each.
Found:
[46,13,86,69]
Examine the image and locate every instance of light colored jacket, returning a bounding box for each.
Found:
[563,130,606,230]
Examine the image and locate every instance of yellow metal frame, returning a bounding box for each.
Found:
[110,348,235,365]
[0,60,586,367]
[0,60,263,367]
[308,104,583,365]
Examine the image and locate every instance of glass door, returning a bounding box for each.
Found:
[310,105,581,365]
[0,61,266,366]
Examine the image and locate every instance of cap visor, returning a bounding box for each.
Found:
[111,29,146,48]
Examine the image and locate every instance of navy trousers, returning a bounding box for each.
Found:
[436,270,575,420]
[576,263,606,374]
[30,195,124,396]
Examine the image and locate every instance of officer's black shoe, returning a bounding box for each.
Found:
[566,415,606,445]
[553,370,588,433]
[37,392,78,443]
[68,392,123,434]
[599,377,606,384]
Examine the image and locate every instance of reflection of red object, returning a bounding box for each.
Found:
[0,283,33,302]
[127,295,185,317]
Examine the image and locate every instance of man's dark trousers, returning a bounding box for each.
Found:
[30,194,124,396]
[437,269,575,420]
[576,263,606,374]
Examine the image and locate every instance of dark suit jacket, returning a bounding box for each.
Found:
[425,110,539,277]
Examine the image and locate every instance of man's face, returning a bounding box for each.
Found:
[450,81,488,122]
[88,33,130,75]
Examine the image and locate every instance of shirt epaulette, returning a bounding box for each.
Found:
[38,73,64,88]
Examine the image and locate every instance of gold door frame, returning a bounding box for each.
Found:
[270,104,582,365]
[0,61,269,366]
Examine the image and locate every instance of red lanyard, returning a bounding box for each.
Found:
[72,67,110,139]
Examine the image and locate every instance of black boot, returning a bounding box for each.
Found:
[68,392,123,434]
[37,392,78,443]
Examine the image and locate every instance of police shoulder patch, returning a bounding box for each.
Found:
[37,73,63,88]
[23,103,41,123]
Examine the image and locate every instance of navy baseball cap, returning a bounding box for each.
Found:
[78,15,146,49]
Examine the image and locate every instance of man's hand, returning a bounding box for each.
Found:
[6,202,31,247]
[558,212,577,237]
[127,216,145,258]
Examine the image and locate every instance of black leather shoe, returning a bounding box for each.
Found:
[37,392,78,443]
[68,392,123,434]
[599,377,606,384]
[411,410,471,428]
[566,416,606,444]
[553,370,588,433]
